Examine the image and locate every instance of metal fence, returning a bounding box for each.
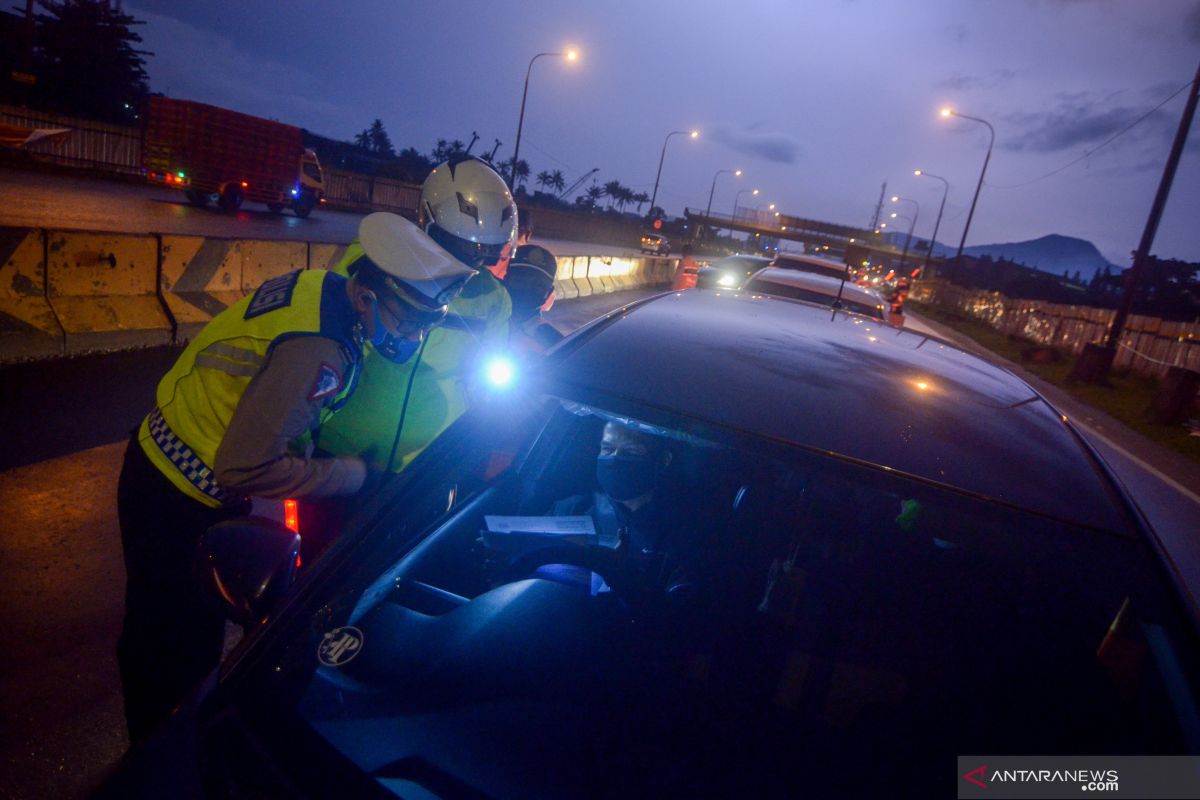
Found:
[321,168,421,215]
[0,103,142,173]
[910,279,1200,379]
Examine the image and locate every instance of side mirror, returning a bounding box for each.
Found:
[194,516,299,627]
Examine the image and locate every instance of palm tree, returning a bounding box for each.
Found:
[584,185,604,210]
[535,170,553,192]
[549,169,566,194]
[632,191,650,214]
[603,180,624,210]
[614,186,635,213]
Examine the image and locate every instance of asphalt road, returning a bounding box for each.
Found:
[0,164,646,258]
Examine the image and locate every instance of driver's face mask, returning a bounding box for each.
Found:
[596,454,658,501]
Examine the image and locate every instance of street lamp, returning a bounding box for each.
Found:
[914,169,949,277]
[891,196,920,271]
[940,107,995,265]
[509,48,579,189]
[704,168,741,220]
[648,129,699,221]
[732,188,758,221]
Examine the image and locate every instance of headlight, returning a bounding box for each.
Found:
[718,274,736,287]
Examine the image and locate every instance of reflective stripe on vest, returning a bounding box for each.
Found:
[147,407,235,505]
[141,270,359,506]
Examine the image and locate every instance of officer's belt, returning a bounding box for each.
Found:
[147,407,236,505]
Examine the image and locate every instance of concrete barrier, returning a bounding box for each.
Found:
[308,243,349,272]
[240,240,308,294]
[159,235,244,342]
[0,227,64,361]
[570,257,592,299]
[553,255,577,300]
[45,230,171,354]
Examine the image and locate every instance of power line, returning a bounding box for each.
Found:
[985,79,1193,190]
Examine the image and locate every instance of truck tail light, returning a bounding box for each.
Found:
[241,181,249,188]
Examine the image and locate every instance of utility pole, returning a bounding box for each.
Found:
[1071,57,1200,384]
[869,181,887,231]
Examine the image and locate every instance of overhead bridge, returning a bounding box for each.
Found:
[684,208,921,269]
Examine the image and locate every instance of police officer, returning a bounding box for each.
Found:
[505,243,564,354]
[115,212,472,742]
[318,155,517,474]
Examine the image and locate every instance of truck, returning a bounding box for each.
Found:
[141,97,324,217]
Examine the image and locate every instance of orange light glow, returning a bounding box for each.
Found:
[284,499,300,534]
[240,181,249,188]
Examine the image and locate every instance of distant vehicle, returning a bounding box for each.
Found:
[770,251,849,281]
[142,97,324,217]
[99,289,1200,798]
[743,266,891,322]
[695,254,771,289]
[639,232,670,256]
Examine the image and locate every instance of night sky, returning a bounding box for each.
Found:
[126,0,1200,265]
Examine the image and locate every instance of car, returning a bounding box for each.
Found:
[695,254,771,289]
[769,250,850,280]
[639,232,670,256]
[100,290,1200,798]
[742,265,891,322]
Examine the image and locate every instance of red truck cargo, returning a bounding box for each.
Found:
[142,97,325,217]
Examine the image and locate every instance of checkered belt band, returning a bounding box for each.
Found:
[147,407,235,505]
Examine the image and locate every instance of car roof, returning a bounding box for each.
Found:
[550,290,1129,533]
[773,252,847,269]
[712,255,772,267]
[746,266,886,306]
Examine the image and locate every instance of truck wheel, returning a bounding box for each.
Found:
[292,195,316,218]
[266,203,284,214]
[218,185,244,212]
[185,189,209,207]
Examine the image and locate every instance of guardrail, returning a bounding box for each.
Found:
[0,225,675,363]
[910,279,1200,380]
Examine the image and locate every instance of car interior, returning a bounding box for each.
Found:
[282,396,1199,797]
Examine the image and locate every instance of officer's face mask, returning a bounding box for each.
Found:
[596,453,659,502]
[374,332,421,363]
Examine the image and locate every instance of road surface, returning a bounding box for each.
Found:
[0,164,645,258]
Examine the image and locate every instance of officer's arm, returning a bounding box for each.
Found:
[214,337,367,498]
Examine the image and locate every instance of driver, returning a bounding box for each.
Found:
[549,420,675,566]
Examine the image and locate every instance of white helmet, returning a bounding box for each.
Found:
[356,212,475,310]
[419,155,518,270]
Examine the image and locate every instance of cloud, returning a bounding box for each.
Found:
[126,4,360,135]
[999,91,1174,153]
[935,69,1017,92]
[708,123,802,164]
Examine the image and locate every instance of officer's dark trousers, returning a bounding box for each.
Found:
[116,436,246,743]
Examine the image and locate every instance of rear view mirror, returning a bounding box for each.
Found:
[194,516,299,627]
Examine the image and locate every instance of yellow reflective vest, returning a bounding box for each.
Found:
[138,270,360,507]
[317,244,511,472]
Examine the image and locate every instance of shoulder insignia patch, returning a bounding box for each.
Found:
[308,362,342,402]
[245,271,302,320]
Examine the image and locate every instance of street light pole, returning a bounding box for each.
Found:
[649,129,698,221]
[704,169,741,220]
[890,212,916,272]
[942,109,995,265]
[914,169,949,278]
[731,188,758,222]
[891,196,920,272]
[510,49,577,190]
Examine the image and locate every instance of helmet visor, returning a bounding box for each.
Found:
[426,223,510,269]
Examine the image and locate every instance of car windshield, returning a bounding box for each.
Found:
[772,256,848,280]
[745,277,885,319]
[229,393,1199,797]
